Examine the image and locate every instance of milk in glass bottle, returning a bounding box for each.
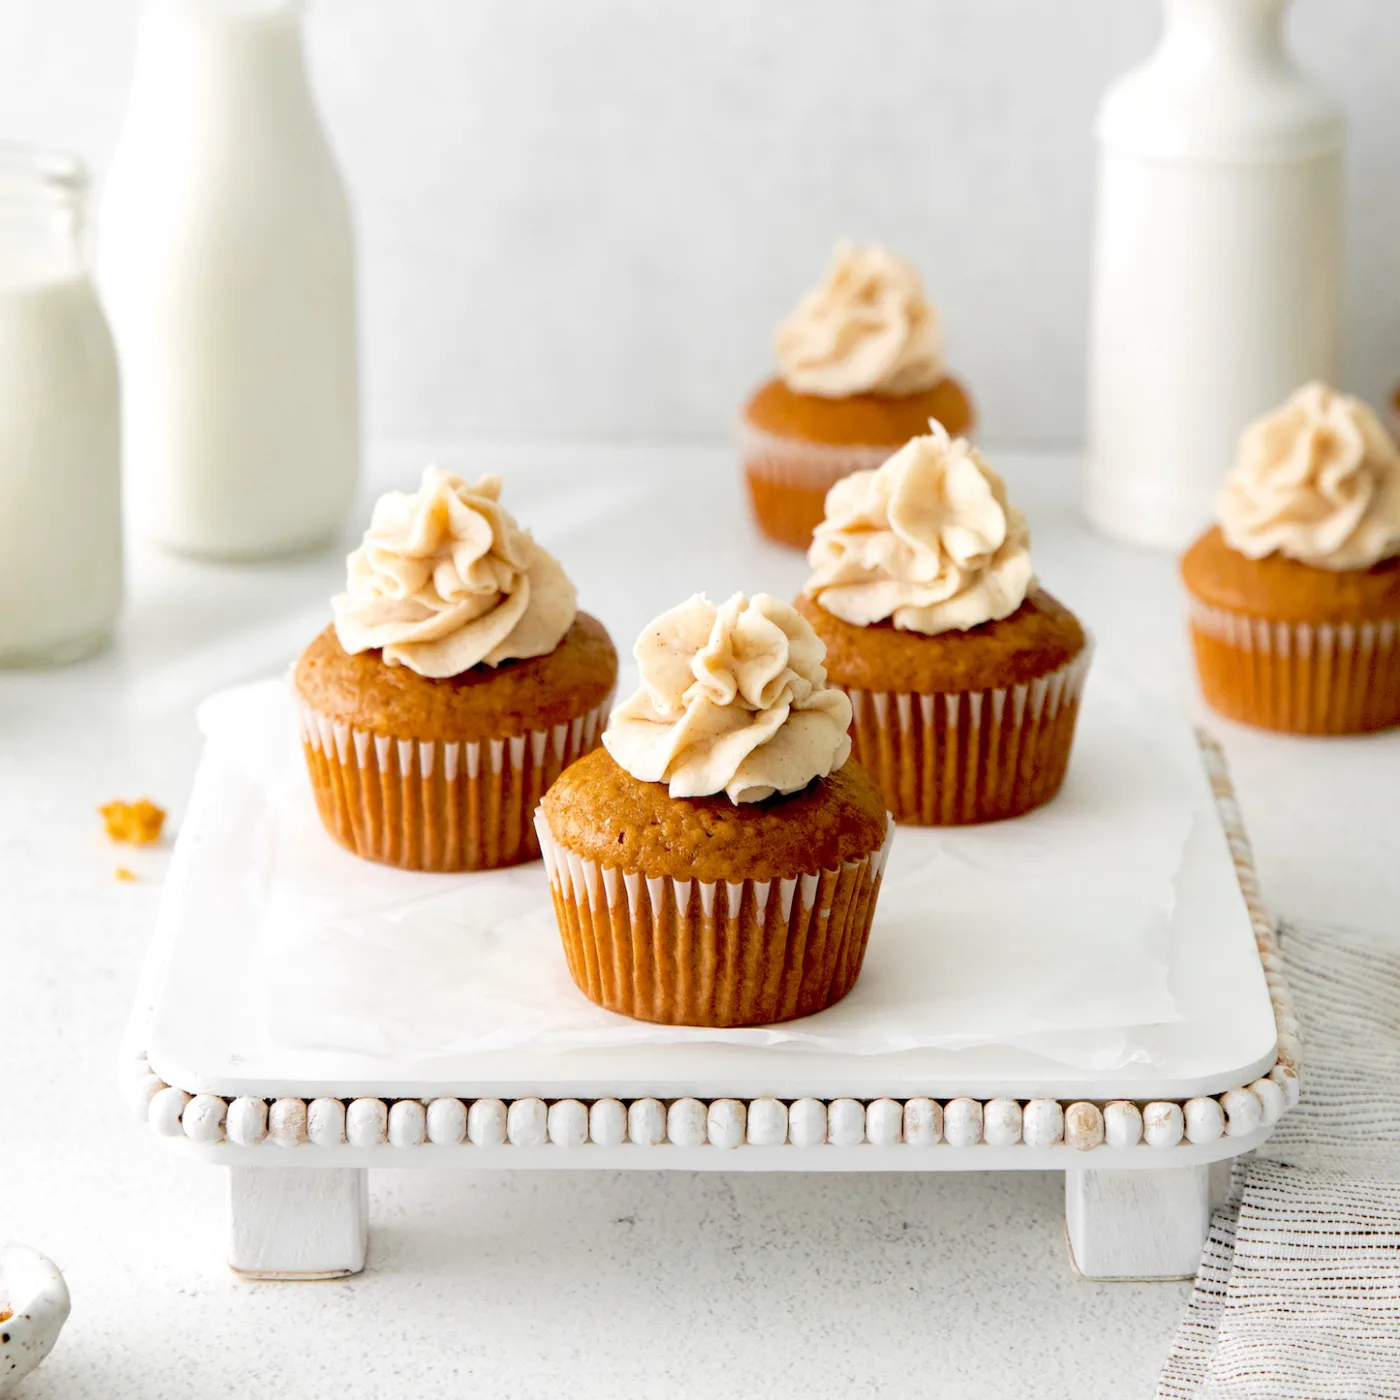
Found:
[0,148,121,665]
[101,0,359,560]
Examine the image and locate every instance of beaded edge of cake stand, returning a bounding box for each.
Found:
[126,730,1299,1157]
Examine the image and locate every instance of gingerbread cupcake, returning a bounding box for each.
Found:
[295,467,617,870]
[1182,382,1400,734]
[740,242,974,550]
[796,423,1090,825]
[535,592,891,1027]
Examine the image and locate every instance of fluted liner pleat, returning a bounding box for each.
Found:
[535,813,893,1027]
[300,693,613,871]
[842,647,1092,826]
[739,423,895,549]
[1189,603,1400,736]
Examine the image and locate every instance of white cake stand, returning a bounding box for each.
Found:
[124,731,1295,1284]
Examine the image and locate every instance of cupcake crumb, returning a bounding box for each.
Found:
[114,866,138,883]
[99,798,166,846]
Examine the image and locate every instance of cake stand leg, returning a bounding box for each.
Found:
[1064,1163,1225,1281]
[227,1166,369,1280]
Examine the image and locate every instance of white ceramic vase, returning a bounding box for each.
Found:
[1083,0,1345,550]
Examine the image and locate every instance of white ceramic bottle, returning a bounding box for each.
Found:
[100,0,359,561]
[1084,0,1345,550]
[0,148,122,666]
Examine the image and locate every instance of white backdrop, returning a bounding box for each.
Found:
[3,0,1397,447]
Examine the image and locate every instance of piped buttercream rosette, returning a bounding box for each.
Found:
[775,242,944,399]
[603,592,853,804]
[1217,382,1400,571]
[804,422,1033,635]
[333,467,577,678]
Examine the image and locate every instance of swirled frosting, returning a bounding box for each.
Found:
[804,423,1033,634]
[333,467,577,678]
[774,242,944,398]
[603,593,853,804]
[1217,382,1400,571]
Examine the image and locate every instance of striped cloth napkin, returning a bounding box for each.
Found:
[1159,920,1400,1398]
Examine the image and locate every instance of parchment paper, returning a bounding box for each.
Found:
[198,672,1196,1069]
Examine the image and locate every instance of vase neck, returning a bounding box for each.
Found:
[1160,0,1290,67]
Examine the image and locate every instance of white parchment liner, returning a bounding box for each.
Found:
[299,692,613,871]
[842,644,1093,825]
[739,421,899,490]
[535,811,893,1027]
[1188,600,1400,734]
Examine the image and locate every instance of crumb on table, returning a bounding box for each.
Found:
[114,866,138,883]
[0,1307,11,1323]
[99,798,166,846]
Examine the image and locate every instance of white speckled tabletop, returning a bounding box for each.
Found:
[4,445,1396,1399]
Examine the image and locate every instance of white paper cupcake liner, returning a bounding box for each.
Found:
[1188,600,1400,734]
[535,811,894,1027]
[842,645,1093,825]
[738,422,900,490]
[299,692,613,870]
[739,424,903,548]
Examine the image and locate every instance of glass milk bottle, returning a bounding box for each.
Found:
[1084,0,1344,550]
[100,0,359,561]
[0,148,121,665]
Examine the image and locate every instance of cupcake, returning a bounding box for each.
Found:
[740,242,974,551]
[1182,382,1400,734]
[535,592,891,1027]
[295,467,618,870]
[795,423,1090,825]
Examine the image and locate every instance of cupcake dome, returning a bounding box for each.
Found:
[797,424,1090,824]
[544,747,885,885]
[741,243,974,550]
[1182,382,1400,734]
[295,467,617,870]
[536,592,890,1027]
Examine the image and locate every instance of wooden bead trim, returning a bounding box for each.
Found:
[137,1079,1295,1153]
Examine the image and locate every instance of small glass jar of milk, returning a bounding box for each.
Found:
[0,147,122,666]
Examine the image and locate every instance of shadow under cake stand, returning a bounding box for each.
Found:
[124,733,1296,1284]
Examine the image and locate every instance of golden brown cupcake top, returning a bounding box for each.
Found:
[333,467,576,678]
[294,613,618,742]
[775,243,943,398]
[804,424,1032,635]
[1216,383,1400,571]
[743,375,973,448]
[797,587,1085,695]
[1182,527,1400,623]
[541,747,887,882]
[603,593,851,804]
